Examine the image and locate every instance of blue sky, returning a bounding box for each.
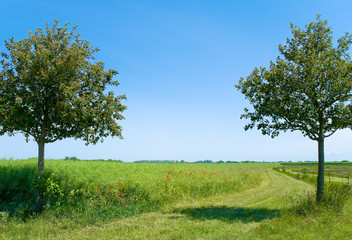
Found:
[1,0,352,162]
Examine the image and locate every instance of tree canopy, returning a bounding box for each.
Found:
[0,20,126,144]
[236,15,352,201]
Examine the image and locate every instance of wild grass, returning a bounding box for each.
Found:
[288,183,352,215]
[0,159,264,227]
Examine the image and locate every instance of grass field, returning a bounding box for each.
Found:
[0,159,351,239]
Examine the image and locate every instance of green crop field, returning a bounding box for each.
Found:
[1,159,351,239]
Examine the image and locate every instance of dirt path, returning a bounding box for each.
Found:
[57,169,314,239]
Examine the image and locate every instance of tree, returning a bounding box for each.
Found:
[0,20,126,213]
[236,15,352,202]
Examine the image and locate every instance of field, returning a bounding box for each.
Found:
[275,162,352,185]
[1,159,352,239]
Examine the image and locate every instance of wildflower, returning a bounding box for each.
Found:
[110,184,112,187]
[98,185,100,187]
[107,195,109,198]
[168,171,172,174]
[186,185,189,188]
[167,175,171,180]
[179,170,182,174]
[97,189,100,192]
[120,183,123,186]
[118,193,121,195]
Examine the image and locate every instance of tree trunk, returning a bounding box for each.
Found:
[35,140,45,214]
[316,137,324,202]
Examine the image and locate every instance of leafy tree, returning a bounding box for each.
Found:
[0,20,126,212]
[236,15,352,202]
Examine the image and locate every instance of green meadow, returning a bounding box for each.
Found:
[1,159,351,239]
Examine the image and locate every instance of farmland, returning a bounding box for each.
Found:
[1,159,352,239]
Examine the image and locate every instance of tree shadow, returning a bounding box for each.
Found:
[171,206,280,223]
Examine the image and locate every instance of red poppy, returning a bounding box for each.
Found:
[97,189,100,192]
[109,184,112,187]
[120,183,123,186]
[118,193,121,195]
[167,175,171,180]
[107,195,109,198]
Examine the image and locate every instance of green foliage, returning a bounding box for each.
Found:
[236,15,352,140]
[0,161,37,219]
[272,166,286,172]
[34,172,64,208]
[0,19,126,144]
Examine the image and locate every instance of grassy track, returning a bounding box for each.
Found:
[47,169,314,239]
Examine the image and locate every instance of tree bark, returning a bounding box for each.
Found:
[316,136,325,202]
[35,140,45,214]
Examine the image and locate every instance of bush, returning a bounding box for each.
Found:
[34,172,64,208]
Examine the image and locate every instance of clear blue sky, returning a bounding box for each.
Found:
[1,0,352,162]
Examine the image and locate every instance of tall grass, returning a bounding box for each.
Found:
[0,159,264,225]
[289,183,352,216]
